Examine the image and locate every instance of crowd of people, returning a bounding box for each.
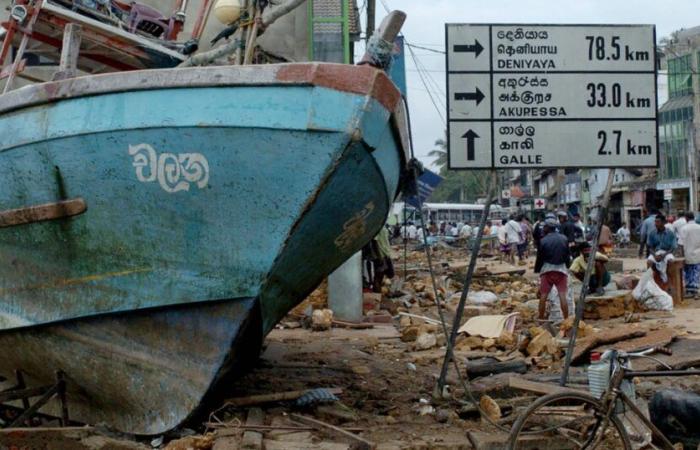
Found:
[533,208,700,324]
[637,210,700,297]
[393,220,487,244]
[363,207,700,319]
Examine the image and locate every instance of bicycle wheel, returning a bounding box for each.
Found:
[506,391,632,450]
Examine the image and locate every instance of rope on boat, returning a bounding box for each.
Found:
[363,35,395,70]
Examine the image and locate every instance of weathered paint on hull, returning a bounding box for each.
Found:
[0,64,406,434]
[0,298,261,435]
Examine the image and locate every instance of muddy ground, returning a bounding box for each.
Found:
[4,243,700,449]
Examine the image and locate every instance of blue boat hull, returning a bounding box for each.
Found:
[0,64,407,434]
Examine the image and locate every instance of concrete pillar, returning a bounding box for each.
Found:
[328,252,363,323]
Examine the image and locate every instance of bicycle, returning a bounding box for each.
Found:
[506,348,700,449]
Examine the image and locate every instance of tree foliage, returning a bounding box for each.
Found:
[427,134,491,203]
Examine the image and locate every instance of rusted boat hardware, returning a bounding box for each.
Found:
[0,370,69,427]
[0,198,87,228]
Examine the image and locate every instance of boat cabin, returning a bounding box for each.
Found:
[0,0,361,91]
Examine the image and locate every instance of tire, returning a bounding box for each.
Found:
[506,391,632,450]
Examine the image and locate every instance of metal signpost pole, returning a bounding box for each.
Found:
[560,168,616,385]
[437,171,497,391]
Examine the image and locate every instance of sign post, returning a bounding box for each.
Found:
[445,24,658,169]
[441,23,660,390]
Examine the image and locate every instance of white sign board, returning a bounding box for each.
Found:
[446,24,658,169]
[664,189,673,201]
[534,198,546,209]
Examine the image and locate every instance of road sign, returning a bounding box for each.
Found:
[534,198,546,209]
[502,189,512,199]
[445,24,658,169]
[664,189,673,201]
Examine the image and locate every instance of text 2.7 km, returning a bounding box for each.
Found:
[585,36,650,61]
[597,130,653,156]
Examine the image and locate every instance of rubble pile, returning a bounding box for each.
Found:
[6,245,700,450]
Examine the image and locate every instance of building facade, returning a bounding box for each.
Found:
[657,26,700,214]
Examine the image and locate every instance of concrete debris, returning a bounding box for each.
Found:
[526,329,560,358]
[414,332,438,350]
[479,395,501,422]
[9,243,698,450]
[164,434,215,450]
[311,309,334,331]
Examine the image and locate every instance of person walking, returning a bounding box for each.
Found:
[534,218,571,321]
[505,215,522,264]
[616,222,631,248]
[557,211,583,256]
[680,213,700,297]
[674,212,691,256]
[598,220,614,255]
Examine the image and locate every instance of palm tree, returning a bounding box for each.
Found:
[428,136,448,175]
[427,133,491,203]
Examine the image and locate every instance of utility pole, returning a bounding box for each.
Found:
[689,124,698,212]
[365,0,376,44]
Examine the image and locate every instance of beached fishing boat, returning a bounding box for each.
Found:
[0,0,409,436]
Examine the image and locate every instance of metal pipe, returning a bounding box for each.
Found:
[560,169,616,385]
[191,0,213,41]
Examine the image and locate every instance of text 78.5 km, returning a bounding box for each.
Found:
[585,35,650,61]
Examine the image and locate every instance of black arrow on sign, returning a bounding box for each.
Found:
[454,88,485,105]
[453,40,484,57]
[462,130,479,161]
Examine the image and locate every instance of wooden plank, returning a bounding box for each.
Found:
[570,326,647,364]
[290,414,376,450]
[53,23,82,81]
[669,259,684,305]
[468,431,572,450]
[591,328,678,354]
[508,377,586,396]
[225,388,343,407]
[241,408,264,450]
[0,59,26,80]
[0,198,87,228]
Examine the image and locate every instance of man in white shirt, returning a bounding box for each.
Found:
[680,212,700,296]
[672,212,688,253]
[505,216,522,264]
[616,223,631,247]
[573,212,586,236]
[406,222,418,240]
[459,223,473,239]
[415,226,425,243]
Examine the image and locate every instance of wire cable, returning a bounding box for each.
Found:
[406,43,445,54]
[405,42,446,125]
[401,98,511,432]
